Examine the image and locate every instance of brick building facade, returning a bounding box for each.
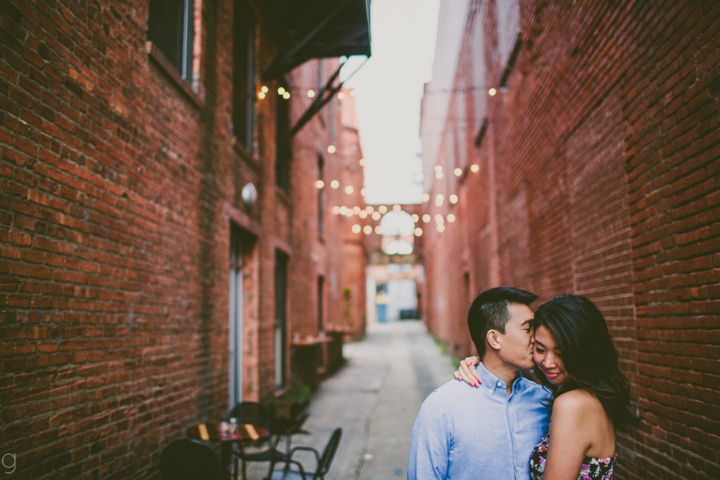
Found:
[0,0,369,477]
[420,1,719,479]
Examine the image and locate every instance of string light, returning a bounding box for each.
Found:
[372,211,381,221]
[414,227,423,237]
[352,206,360,215]
[435,214,444,224]
[359,210,368,219]
[435,194,444,207]
[340,206,348,215]
[411,214,419,222]
[345,210,353,218]
[363,225,372,235]
[352,224,361,234]
[437,224,445,232]
[316,180,325,189]
[434,165,442,172]
[435,170,443,179]
[378,205,388,214]
[447,214,456,223]
[261,86,269,93]
[374,226,383,234]
[258,91,266,100]
[454,168,462,177]
[366,206,374,213]
[350,89,355,97]
[422,193,430,202]
[345,186,354,194]
[332,206,340,215]
[488,88,497,96]
[307,89,316,98]
[449,194,458,204]
[422,214,431,223]
[360,188,366,196]
[327,145,336,154]
[470,164,480,173]
[393,204,401,211]
[278,87,286,95]
[359,158,365,167]
[283,91,291,99]
[338,92,345,100]
[331,180,340,189]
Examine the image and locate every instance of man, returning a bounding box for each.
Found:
[407,287,552,479]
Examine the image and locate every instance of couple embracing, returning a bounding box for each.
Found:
[408,287,634,480]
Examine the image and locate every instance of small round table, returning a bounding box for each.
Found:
[186,423,270,480]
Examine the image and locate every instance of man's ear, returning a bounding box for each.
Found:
[486,329,502,351]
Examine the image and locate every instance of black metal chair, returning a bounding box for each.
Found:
[267,428,342,480]
[160,439,222,480]
[229,401,288,480]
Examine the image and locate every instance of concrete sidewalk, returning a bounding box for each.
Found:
[249,321,456,480]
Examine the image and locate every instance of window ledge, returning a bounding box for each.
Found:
[146,41,203,109]
[276,187,292,208]
[232,137,261,171]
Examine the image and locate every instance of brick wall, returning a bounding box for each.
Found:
[421,0,720,478]
[0,0,365,477]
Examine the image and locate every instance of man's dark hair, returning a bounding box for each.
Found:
[467,286,538,357]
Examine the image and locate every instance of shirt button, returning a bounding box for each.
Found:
[516,466,520,471]
[496,380,502,387]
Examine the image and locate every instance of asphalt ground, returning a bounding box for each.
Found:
[245,320,457,480]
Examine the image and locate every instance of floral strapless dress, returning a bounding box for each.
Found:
[529,430,617,480]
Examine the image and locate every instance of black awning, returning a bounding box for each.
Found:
[259,0,371,81]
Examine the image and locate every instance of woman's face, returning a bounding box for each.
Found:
[533,326,569,386]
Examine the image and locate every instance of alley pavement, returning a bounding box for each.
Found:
[248,320,457,480]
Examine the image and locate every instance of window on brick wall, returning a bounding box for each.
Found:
[274,250,289,389]
[496,0,521,87]
[317,275,325,370]
[276,79,292,192]
[233,0,256,150]
[318,155,325,236]
[148,0,195,81]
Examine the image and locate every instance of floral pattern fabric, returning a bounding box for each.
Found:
[529,430,616,480]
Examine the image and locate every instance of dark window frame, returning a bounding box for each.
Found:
[233,0,256,150]
[148,0,195,81]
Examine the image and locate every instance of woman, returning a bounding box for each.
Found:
[454,294,634,479]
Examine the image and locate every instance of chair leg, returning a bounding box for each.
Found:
[241,459,247,480]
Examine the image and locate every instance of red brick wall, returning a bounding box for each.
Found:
[0,0,365,477]
[422,0,720,478]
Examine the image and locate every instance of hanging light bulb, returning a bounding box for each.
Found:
[315,180,325,189]
[278,87,286,95]
[422,214,431,223]
[338,92,345,100]
[414,227,423,237]
[363,225,372,235]
[411,214,419,223]
[422,193,430,202]
[378,205,387,214]
[470,164,480,173]
[330,180,340,189]
[345,186,354,194]
[447,213,456,223]
[454,168,462,177]
[353,206,361,215]
[327,145,336,154]
[351,224,361,234]
[359,210,368,219]
[345,210,353,218]
[434,165,442,172]
[339,206,348,215]
[488,88,497,96]
[360,188,366,196]
[332,206,340,215]
[366,206,374,213]
[261,86,269,93]
[372,211,381,221]
[435,214,444,224]
[374,225,383,234]
[449,194,458,204]
[307,89,316,98]
[437,224,446,232]
[359,158,365,167]
[393,204,401,211]
[283,91,291,100]
[257,91,266,100]
[435,170,443,179]
[435,194,444,207]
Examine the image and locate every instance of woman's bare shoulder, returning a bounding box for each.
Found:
[553,389,604,416]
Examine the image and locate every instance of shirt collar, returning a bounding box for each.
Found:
[477,362,524,396]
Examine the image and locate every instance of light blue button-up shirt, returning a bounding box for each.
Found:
[408,363,552,480]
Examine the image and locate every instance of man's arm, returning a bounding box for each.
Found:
[407,392,450,480]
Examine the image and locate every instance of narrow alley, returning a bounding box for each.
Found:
[246,321,455,480]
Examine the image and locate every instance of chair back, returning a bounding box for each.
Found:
[316,428,342,477]
[160,439,221,480]
[230,401,272,430]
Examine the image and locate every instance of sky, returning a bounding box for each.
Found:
[342,0,442,206]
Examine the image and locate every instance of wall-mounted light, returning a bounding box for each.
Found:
[327,145,336,154]
[241,183,257,206]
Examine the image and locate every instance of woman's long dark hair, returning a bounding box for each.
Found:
[534,294,635,430]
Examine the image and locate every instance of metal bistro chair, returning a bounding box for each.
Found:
[160,439,222,480]
[268,428,342,480]
[229,401,288,480]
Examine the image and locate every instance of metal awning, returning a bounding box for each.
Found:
[259,0,372,81]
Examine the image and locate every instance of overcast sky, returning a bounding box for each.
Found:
[343,0,442,205]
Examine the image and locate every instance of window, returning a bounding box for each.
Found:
[229,227,244,406]
[276,80,291,192]
[318,156,325,235]
[233,0,255,150]
[274,251,289,389]
[317,276,325,369]
[148,0,195,81]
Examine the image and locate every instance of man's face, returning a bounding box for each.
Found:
[495,303,535,370]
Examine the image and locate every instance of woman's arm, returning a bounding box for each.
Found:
[452,356,482,387]
[541,390,594,480]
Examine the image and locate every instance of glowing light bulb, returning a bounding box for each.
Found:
[352,224,361,234]
[422,214,431,223]
[307,89,316,98]
[363,225,372,235]
[435,171,443,179]
[488,88,497,96]
[435,194,444,207]
[327,145,336,154]
[338,92,345,100]
[449,194,458,204]
[434,165,442,172]
[378,205,387,214]
[366,206,374,213]
[435,214,444,224]
[258,91,266,100]
[374,225,383,234]
[359,158,365,167]
[470,164,480,173]
[414,227,423,237]
[359,210,368,219]
[447,213,456,223]
[332,206,340,215]
[360,188,366,196]
[372,211,381,221]
[350,89,355,97]
[345,210,353,218]
[283,92,291,99]
[278,87,286,95]
[437,224,445,232]
[316,180,324,189]
[345,186,354,194]
[339,206,348,215]
[393,204,401,211]
[330,180,339,189]
[411,214,419,223]
[261,86,269,93]
[454,168,462,177]
[353,206,361,215]
[422,193,430,202]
